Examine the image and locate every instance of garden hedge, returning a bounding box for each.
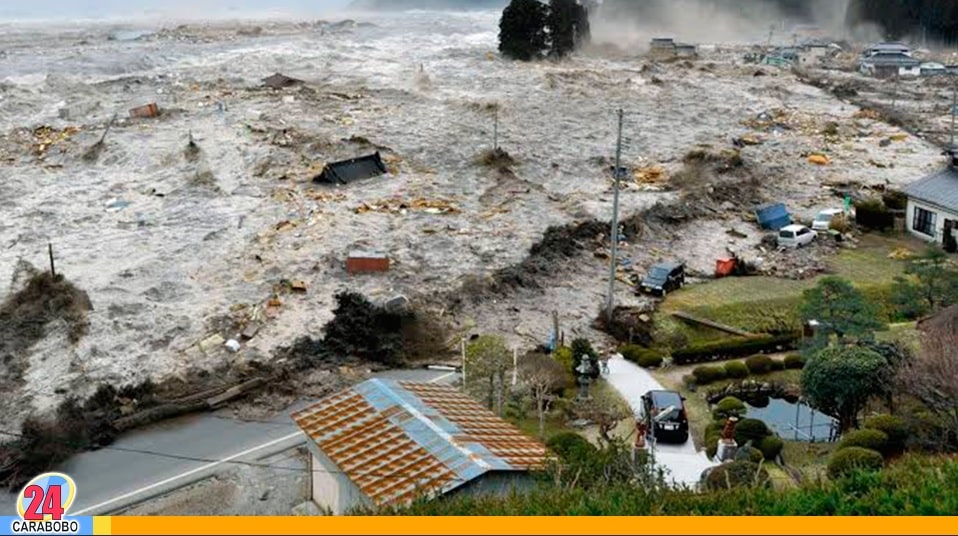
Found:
[745,355,774,375]
[759,435,784,461]
[704,460,770,490]
[671,334,800,365]
[692,365,728,385]
[863,415,909,455]
[724,361,750,379]
[734,418,772,445]
[838,429,890,458]
[783,354,806,369]
[620,345,665,368]
[827,447,884,479]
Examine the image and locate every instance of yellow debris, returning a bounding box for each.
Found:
[888,248,914,260]
[808,154,830,166]
[889,133,908,142]
[853,109,881,120]
[634,165,668,184]
[354,198,460,215]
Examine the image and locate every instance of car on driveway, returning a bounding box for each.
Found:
[640,390,690,444]
[638,262,686,297]
[777,224,817,248]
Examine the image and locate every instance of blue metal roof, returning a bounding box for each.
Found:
[291,379,548,506]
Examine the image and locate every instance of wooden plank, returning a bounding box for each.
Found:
[672,311,754,337]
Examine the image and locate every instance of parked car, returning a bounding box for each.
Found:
[811,209,844,232]
[638,262,686,297]
[777,224,817,248]
[640,390,690,444]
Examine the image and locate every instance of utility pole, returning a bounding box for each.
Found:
[605,109,625,321]
[950,76,956,147]
[48,243,56,277]
[493,104,500,151]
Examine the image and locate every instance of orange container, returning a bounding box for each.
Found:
[715,257,737,277]
[129,103,159,118]
[346,251,390,274]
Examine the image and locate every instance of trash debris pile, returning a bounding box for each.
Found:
[354,198,460,215]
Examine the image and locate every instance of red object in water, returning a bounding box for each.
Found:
[716,257,737,278]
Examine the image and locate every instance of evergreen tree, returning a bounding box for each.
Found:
[498,0,549,61]
[547,0,578,57]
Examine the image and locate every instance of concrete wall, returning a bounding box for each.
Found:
[907,199,958,244]
[309,449,372,515]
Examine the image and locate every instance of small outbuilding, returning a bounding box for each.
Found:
[291,379,550,515]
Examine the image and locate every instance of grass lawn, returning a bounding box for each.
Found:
[658,233,920,338]
[781,440,837,482]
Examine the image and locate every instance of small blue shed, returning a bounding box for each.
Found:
[755,203,792,231]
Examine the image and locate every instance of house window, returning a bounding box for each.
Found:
[913,207,937,237]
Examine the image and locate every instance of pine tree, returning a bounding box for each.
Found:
[498,0,549,61]
[547,0,578,57]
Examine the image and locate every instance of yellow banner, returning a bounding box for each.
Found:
[100,516,958,535]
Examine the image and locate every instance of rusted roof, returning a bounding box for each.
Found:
[291,379,549,507]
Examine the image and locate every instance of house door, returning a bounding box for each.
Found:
[945,220,958,253]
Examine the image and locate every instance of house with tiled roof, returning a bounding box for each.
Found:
[291,379,550,514]
[904,147,958,252]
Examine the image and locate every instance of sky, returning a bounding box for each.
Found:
[0,0,355,22]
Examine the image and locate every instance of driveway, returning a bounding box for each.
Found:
[606,356,717,488]
[0,368,458,516]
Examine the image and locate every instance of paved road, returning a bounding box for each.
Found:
[605,356,717,488]
[0,368,458,516]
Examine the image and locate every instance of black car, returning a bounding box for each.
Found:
[638,262,686,297]
[641,390,690,444]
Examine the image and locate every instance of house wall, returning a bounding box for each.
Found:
[309,449,373,515]
[907,199,958,244]
[446,471,537,499]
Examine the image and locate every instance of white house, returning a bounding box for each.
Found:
[903,149,958,252]
[290,379,549,515]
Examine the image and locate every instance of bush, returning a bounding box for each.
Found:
[838,429,890,458]
[692,365,728,385]
[704,461,770,490]
[882,190,908,211]
[734,418,772,445]
[745,355,774,375]
[863,415,909,455]
[827,447,884,479]
[854,199,894,231]
[620,345,664,368]
[770,359,786,371]
[758,435,784,461]
[724,361,750,379]
[712,397,747,421]
[547,432,597,461]
[746,446,765,463]
[671,334,800,365]
[783,354,806,369]
[554,346,574,373]
[322,291,414,366]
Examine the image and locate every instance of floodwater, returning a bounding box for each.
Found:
[747,398,838,443]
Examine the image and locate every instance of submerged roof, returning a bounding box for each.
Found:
[263,73,304,89]
[862,53,920,67]
[314,152,387,185]
[291,379,549,507]
[904,165,958,212]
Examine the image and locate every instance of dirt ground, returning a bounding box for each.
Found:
[0,11,947,433]
[118,447,309,516]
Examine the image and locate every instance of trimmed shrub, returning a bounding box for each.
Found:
[863,415,909,455]
[746,446,765,463]
[745,355,774,375]
[769,359,786,371]
[547,432,598,461]
[882,190,908,211]
[827,447,884,479]
[621,345,665,368]
[671,334,800,365]
[705,420,725,437]
[692,365,728,385]
[681,374,696,388]
[704,460,770,490]
[554,346,574,373]
[759,435,784,461]
[724,361,750,379]
[839,429,890,458]
[783,354,805,369]
[734,418,772,445]
[712,397,747,421]
[854,199,894,231]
